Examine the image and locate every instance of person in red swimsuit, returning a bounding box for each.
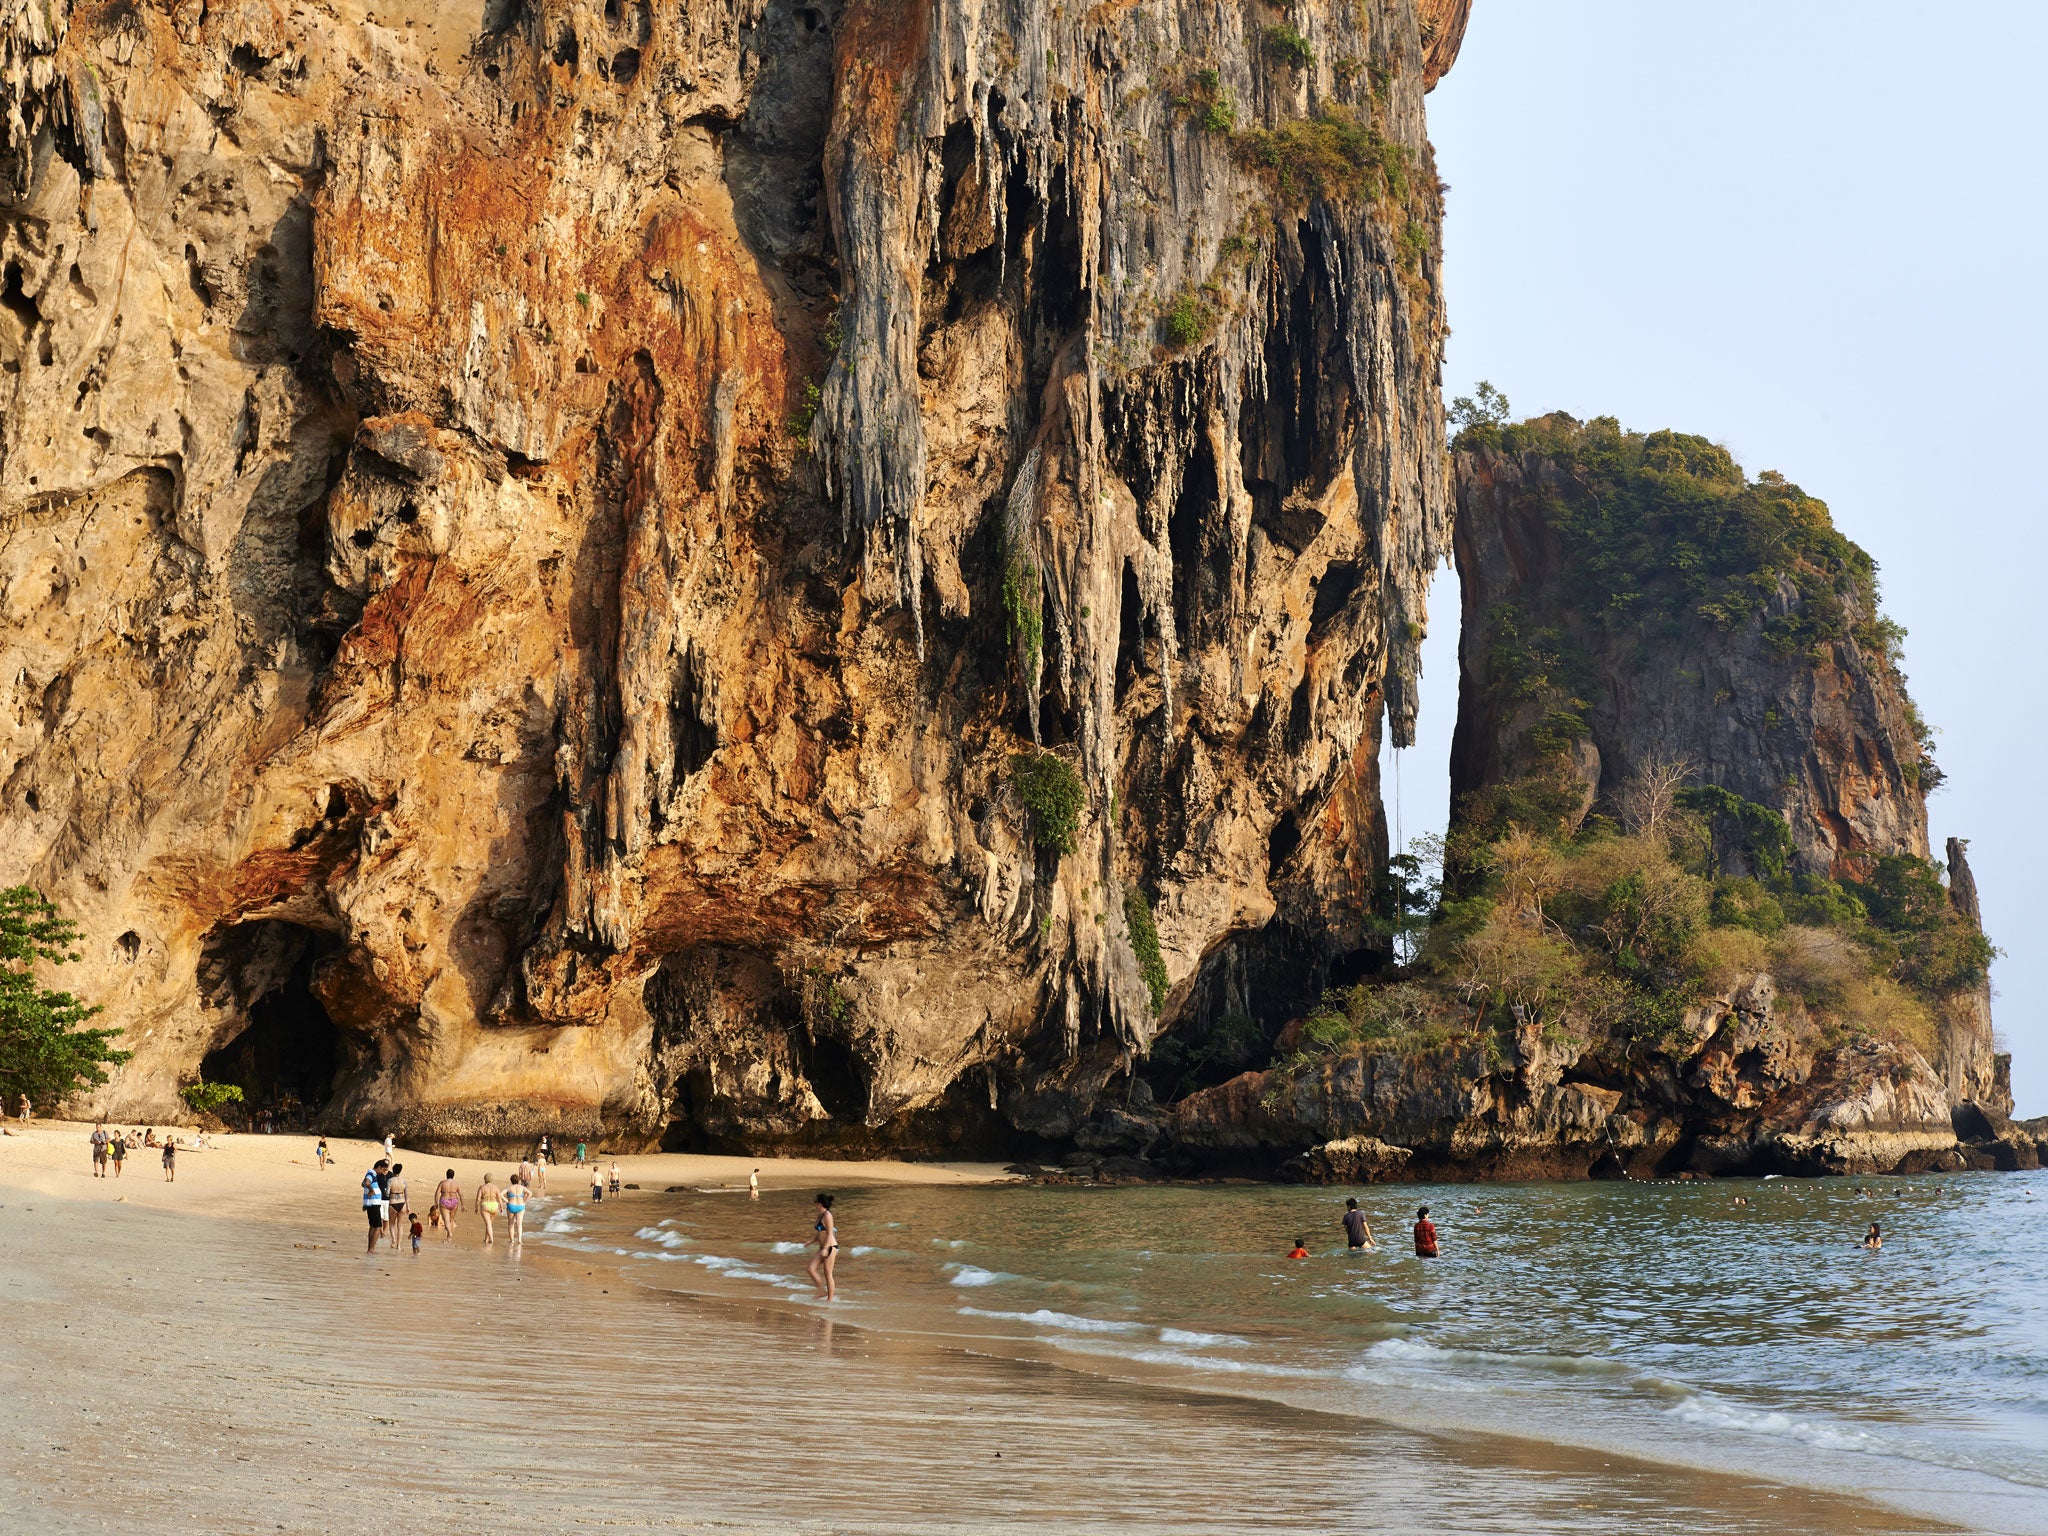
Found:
[1413,1205,1439,1258]
[1286,1238,1309,1260]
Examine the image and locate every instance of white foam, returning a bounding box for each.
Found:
[634,1227,690,1248]
[769,1240,808,1255]
[1055,1341,1318,1379]
[1360,1337,1638,1378]
[944,1263,1011,1288]
[1668,1393,1878,1453]
[1159,1328,1248,1348]
[959,1306,1140,1334]
[931,1238,971,1249]
[849,1245,877,1257]
[692,1254,809,1291]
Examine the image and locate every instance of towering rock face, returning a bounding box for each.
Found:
[1451,416,1932,879]
[1160,415,2014,1181]
[1449,416,2000,1110]
[0,1,1461,1148]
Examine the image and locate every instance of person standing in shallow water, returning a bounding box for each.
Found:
[749,1168,759,1201]
[505,1176,528,1249]
[384,1164,409,1249]
[1413,1205,1439,1258]
[476,1172,502,1246]
[1864,1222,1883,1251]
[590,1162,604,1203]
[362,1158,390,1253]
[1342,1198,1375,1251]
[433,1168,462,1241]
[806,1193,839,1301]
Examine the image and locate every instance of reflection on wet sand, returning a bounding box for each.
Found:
[0,1189,1956,1536]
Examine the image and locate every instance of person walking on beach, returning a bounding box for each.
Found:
[433,1169,462,1241]
[537,1134,551,1166]
[90,1121,109,1177]
[385,1164,409,1249]
[590,1162,604,1203]
[363,1159,391,1253]
[1413,1205,1439,1259]
[576,1140,588,1167]
[16,1093,30,1124]
[383,1132,395,1162]
[608,1160,621,1195]
[807,1193,840,1302]
[316,1136,329,1171]
[476,1173,503,1246]
[409,1212,424,1254]
[1342,1198,1375,1251]
[161,1138,176,1183]
[109,1131,127,1178]
[505,1176,528,1250]
[749,1168,759,1201]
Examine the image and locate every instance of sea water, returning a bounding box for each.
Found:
[541,1170,2048,1533]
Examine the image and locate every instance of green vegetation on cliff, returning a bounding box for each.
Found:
[1284,774,1990,1075]
[1123,887,1170,1014]
[1011,752,1086,857]
[1458,412,1876,663]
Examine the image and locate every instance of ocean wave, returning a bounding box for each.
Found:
[1359,1337,1639,1378]
[931,1238,972,1250]
[1159,1328,1249,1348]
[769,1241,808,1255]
[1667,1393,1878,1453]
[959,1306,1140,1334]
[1053,1340,1319,1379]
[691,1254,807,1290]
[633,1227,690,1249]
[944,1263,1013,1288]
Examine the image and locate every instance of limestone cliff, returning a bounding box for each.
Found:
[1156,415,2013,1181]
[0,0,1463,1149]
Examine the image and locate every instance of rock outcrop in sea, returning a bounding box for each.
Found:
[0,1,2012,1176]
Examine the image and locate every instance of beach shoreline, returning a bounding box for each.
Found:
[0,1120,1993,1536]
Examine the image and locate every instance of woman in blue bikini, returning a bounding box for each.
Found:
[504,1175,528,1249]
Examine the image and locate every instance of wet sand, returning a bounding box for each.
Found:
[0,1123,1966,1535]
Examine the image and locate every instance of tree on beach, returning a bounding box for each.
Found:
[0,887,128,1110]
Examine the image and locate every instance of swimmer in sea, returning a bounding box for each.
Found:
[1863,1222,1882,1251]
[1286,1238,1310,1260]
[806,1193,840,1301]
[1413,1205,1439,1258]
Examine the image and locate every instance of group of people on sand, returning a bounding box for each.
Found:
[87,1120,187,1181]
[1288,1199,1439,1261]
[358,1153,553,1254]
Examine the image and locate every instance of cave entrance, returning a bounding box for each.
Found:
[198,922,345,1131]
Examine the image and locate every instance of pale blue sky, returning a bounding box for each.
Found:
[1385,1,2048,1113]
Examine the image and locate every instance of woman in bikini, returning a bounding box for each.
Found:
[475,1172,503,1246]
[433,1169,463,1242]
[805,1193,840,1302]
[504,1175,528,1250]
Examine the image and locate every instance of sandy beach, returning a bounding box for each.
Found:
[0,1119,1982,1536]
